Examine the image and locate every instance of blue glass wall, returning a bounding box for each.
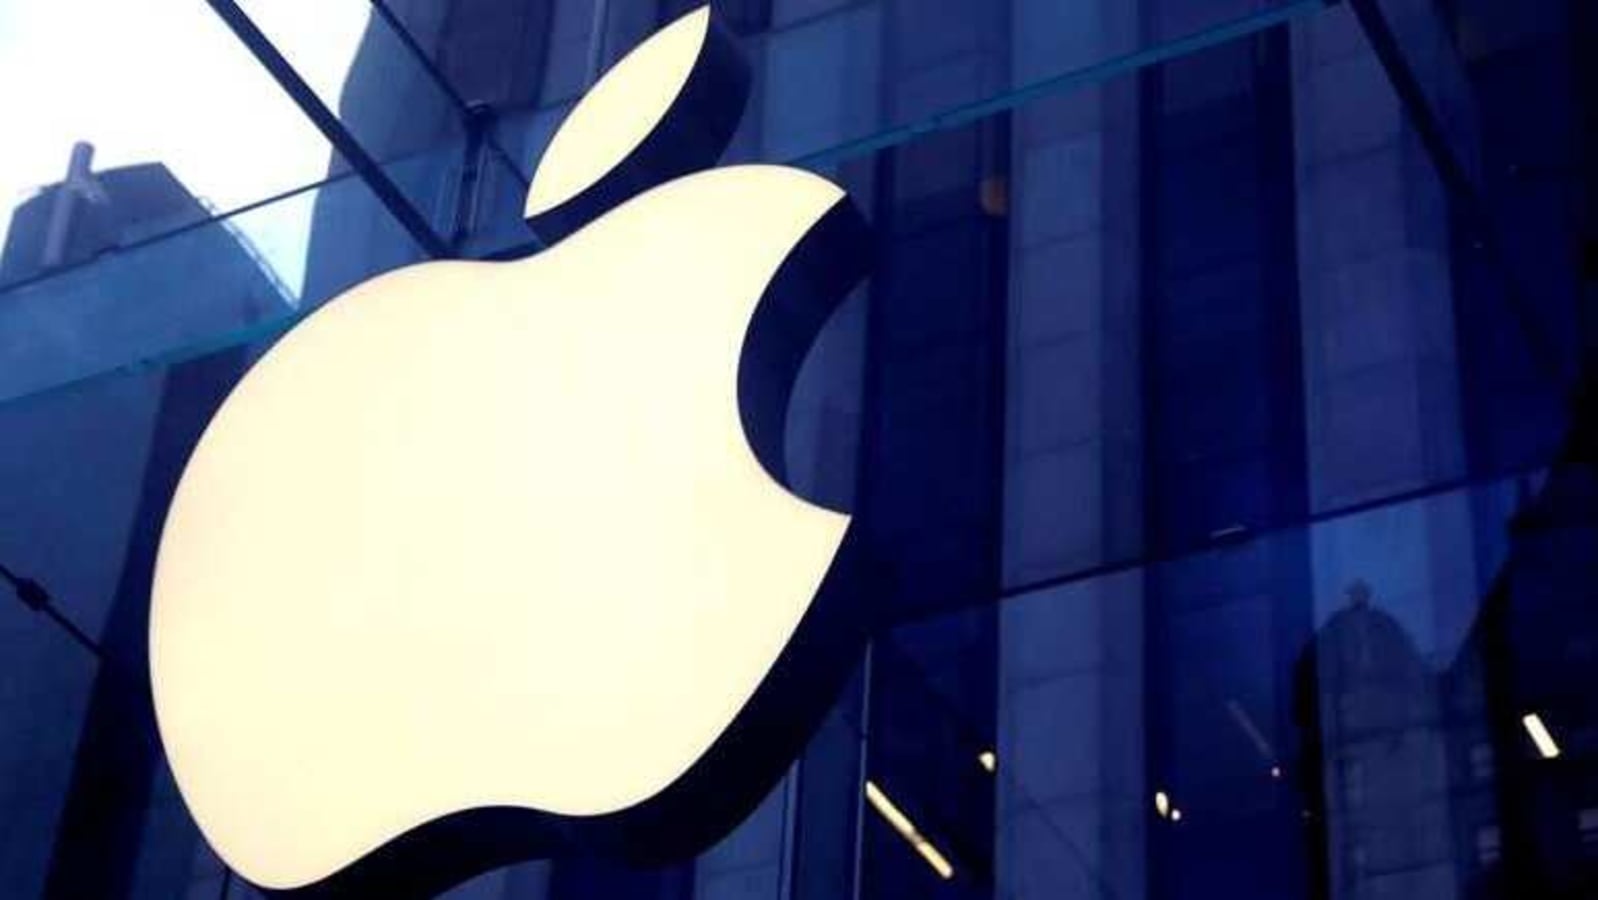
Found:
[1,0,1593,898]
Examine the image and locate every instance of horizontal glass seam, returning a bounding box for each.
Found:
[0,0,1334,408]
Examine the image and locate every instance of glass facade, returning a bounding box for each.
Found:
[1,0,1593,898]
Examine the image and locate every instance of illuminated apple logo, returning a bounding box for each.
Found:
[150,6,875,897]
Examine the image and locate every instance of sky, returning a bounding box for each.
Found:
[0,0,372,296]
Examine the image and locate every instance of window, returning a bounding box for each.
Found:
[1470,742,1494,782]
[1476,826,1501,866]
[1344,759,1367,809]
[1579,808,1598,851]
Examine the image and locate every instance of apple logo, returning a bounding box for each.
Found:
[149,6,877,898]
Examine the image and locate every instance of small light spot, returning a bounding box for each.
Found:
[1523,713,1562,759]
[865,781,955,880]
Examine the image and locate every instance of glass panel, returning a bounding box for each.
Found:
[1358,0,1484,188]
[1353,0,1588,425]
[454,147,539,260]
[0,594,97,897]
[0,0,1348,367]
[231,0,474,242]
[2,1,1571,580]
[0,172,429,405]
[864,470,1551,900]
[0,0,338,263]
[0,336,256,895]
[487,0,1329,182]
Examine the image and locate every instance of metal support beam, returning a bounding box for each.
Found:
[0,561,103,659]
[1346,0,1569,391]
[203,0,451,259]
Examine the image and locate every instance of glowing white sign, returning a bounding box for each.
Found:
[150,7,860,891]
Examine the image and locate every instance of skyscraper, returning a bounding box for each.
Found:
[0,143,292,898]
